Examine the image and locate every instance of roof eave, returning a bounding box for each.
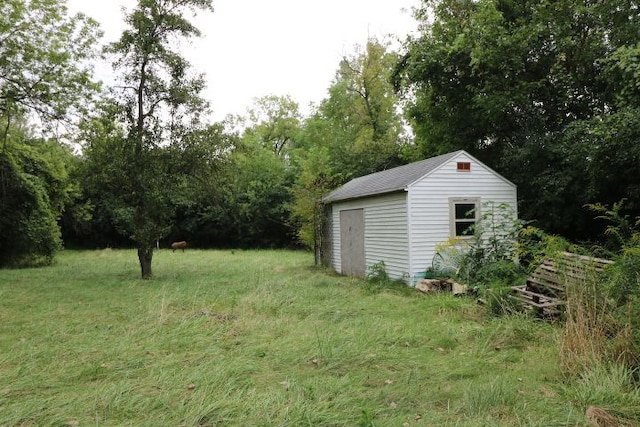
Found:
[323,188,407,204]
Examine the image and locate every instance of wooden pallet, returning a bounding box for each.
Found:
[511,252,613,317]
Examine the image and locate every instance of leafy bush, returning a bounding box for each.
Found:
[364,261,412,295]
[0,152,61,267]
[366,260,389,283]
[604,247,640,305]
[363,260,391,294]
[586,200,640,255]
[457,202,523,283]
[448,202,527,292]
[515,226,570,271]
[470,261,526,316]
[427,203,529,314]
[473,260,527,288]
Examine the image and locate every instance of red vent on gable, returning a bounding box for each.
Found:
[457,162,471,171]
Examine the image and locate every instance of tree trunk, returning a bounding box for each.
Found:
[138,246,153,279]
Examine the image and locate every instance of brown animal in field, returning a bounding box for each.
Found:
[171,241,188,252]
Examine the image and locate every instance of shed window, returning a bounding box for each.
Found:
[457,162,471,171]
[450,198,480,237]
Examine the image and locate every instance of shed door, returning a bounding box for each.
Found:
[340,209,365,277]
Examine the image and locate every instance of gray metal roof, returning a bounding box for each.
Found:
[323,150,463,203]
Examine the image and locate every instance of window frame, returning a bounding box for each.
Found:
[449,197,481,238]
[456,161,471,171]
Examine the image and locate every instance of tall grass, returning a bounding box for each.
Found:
[561,271,616,375]
[558,256,640,426]
[0,249,637,426]
[560,257,640,376]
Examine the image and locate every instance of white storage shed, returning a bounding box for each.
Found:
[322,150,517,284]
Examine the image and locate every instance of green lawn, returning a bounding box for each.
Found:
[0,249,634,426]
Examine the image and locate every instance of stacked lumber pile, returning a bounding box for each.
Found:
[511,252,614,316]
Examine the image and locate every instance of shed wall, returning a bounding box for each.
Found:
[330,192,409,280]
[407,152,517,281]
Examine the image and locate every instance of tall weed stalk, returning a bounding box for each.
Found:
[561,270,615,376]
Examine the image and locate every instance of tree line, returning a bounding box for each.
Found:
[1,0,638,277]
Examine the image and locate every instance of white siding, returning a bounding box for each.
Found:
[407,152,517,280]
[330,192,409,280]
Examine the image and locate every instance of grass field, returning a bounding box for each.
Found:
[0,249,637,426]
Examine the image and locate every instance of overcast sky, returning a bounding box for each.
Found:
[66,0,421,121]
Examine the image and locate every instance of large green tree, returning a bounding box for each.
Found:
[316,40,408,179]
[395,0,640,240]
[178,99,298,248]
[292,40,408,255]
[241,95,301,158]
[0,0,100,146]
[211,143,295,247]
[0,0,101,266]
[100,0,213,278]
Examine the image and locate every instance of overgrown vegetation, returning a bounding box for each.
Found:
[432,202,530,311]
[433,201,640,421]
[560,204,640,377]
[364,260,415,295]
[0,146,64,267]
[395,0,640,242]
[3,249,640,426]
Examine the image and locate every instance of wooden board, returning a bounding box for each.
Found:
[512,252,613,317]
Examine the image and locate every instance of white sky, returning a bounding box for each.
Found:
[66,0,420,121]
